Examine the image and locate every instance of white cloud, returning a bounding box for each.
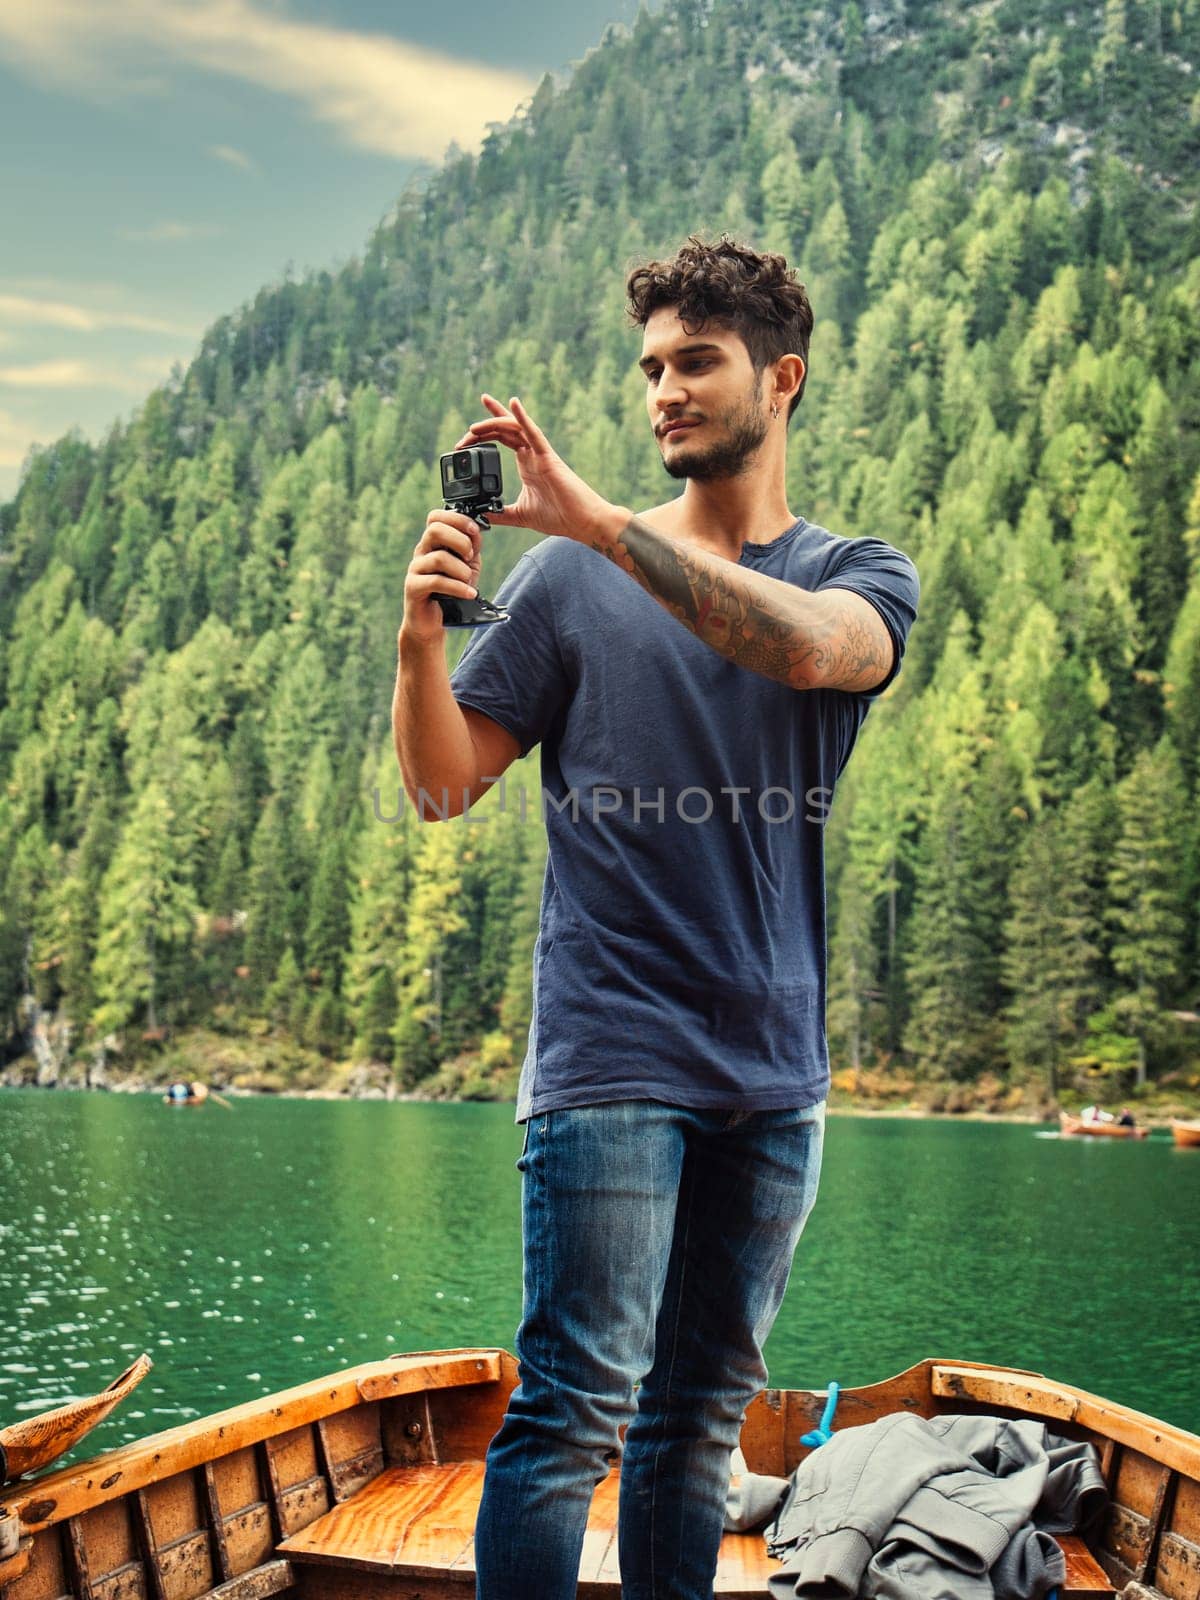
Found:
[209,143,255,171]
[1,274,143,299]
[118,220,225,241]
[0,0,536,162]
[131,354,185,379]
[0,291,197,337]
[0,358,155,392]
[0,409,44,471]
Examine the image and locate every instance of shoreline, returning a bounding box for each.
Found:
[5,1021,1197,1127]
[2,1071,1196,1129]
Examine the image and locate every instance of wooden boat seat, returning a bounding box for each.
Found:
[278,1462,1117,1598]
[278,1460,776,1596]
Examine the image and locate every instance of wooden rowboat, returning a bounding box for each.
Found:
[2,1349,1198,1598]
[162,1082,211,1107]
[1060,1111,1149,1139]
[1171,1118,1200,1148]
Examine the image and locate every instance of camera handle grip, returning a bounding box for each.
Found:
[432,506,510,628]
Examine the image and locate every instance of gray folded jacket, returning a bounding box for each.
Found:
[723,1412,1107,1599]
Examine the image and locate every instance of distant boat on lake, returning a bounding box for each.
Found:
[161,1082,231,1109]
[1059,1111,1148,1140]
[162,1080,209,1107]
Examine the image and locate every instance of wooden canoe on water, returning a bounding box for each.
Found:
[2,1350,1199,1598]
[1171,1119,1200,1148]
[1060,1112,1149,1140]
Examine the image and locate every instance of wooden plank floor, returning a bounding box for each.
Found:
[278,1461,778,1594]
[1057,1536,1115,1596]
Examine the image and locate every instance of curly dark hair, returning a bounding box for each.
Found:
[625,233,813,418]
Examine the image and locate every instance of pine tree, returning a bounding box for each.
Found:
[826,855,881,1080]
[264,945,307,1035]
[392,822,468,1086]
[244,793,303,1006]
[901,616,1008,1077]
[91,782,201,1036]
[345,743,415,1060]
[1001,790,1107,1097]
[55,792,118,1028]
[1105,738,1189,1084]
[1093,0,1129,109]
[841,713,922,1054]
[760,143,809,258]
[475,810,530,1028]
[304,830,351,1016]
[902,784,997,1078]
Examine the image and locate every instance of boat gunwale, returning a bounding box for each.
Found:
[1,1350,502,1533]
[4,1351,1199,1600]
[6,1351,1199,1525]
[930,1364,1200,1480]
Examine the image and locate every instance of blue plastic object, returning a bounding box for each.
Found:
[800,1381,840,1448]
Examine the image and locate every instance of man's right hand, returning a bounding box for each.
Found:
[401,509,484,645]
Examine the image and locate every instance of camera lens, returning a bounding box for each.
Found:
[454,450,472,477]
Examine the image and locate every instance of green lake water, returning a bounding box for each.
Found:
[1,1088,1197,1470]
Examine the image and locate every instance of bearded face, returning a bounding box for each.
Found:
[658,373,770,482]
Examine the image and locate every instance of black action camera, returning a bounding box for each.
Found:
[434,443,510,627]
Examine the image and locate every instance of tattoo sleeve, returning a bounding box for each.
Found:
[592,512,893,693]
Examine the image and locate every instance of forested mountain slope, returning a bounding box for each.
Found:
[2,0,1199,1106]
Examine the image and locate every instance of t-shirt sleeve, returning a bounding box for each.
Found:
[816,537,920,699]
[447,551,568,757]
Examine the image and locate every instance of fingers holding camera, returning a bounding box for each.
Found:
[402,514,483,641]
[424,507,483,562]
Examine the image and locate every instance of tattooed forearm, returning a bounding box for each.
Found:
[589,512,892,692]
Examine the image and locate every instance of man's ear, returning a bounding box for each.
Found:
[774,352,806,410]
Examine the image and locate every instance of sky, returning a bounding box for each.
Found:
[0,0,650,502]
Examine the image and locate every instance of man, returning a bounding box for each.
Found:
[393,234,919,1600]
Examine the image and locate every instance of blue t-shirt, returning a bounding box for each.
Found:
[448,515,919,1121]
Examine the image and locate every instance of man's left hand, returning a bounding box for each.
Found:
[453,395,616,546]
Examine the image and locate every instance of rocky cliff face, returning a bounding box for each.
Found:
[7,990,112,1088]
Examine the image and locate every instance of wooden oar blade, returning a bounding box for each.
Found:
[0,1353,153,1483]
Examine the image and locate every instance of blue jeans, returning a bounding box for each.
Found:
[473,1098,825,1600]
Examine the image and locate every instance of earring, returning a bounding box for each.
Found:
[771,403,780,419]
